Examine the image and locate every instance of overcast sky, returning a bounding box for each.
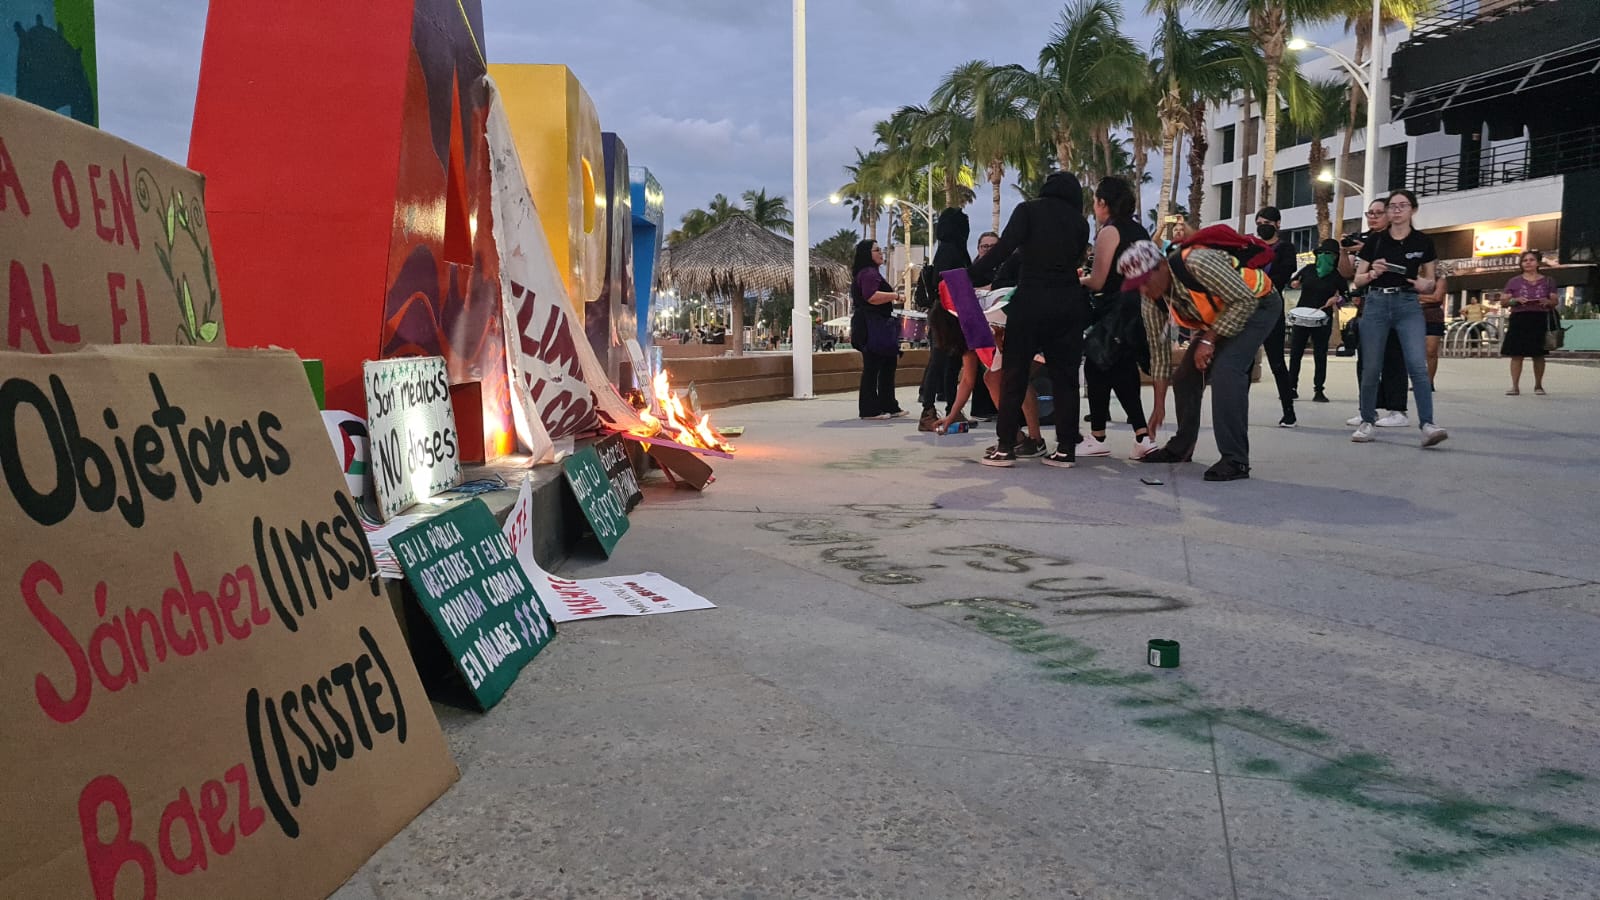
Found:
[94,1,1345,250]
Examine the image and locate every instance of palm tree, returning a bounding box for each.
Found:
[838,149,890,241]
[813,228,860,266]
[1330,0,1435,229]
[1123,80,1162,223]
[933,60,1035,233]
[667,192,743,245]
[741,188,793,235]
[1286,77,1349,238]
[888,101,972,209]
[994,0,1144,184]
[1202,0,1343,209]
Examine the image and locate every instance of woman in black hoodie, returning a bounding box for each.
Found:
[967,171,1092,467]
[916,208,973,428]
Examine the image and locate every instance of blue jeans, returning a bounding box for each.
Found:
[1358,291,1432,426]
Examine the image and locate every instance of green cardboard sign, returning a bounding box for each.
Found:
[393,499,555,710]
[563,445,629,556]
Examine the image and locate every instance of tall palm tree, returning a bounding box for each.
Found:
[1285,77,1349,238]
[741,188,793,235]
[1123,80,1162,224]
[1330,0,1435,228]
[667,192,744,245]
[838,149,890,241]
[889,102,972,209]
[1203,0,1343,209]
[933,60,1035,233]
[994,0,1144,184]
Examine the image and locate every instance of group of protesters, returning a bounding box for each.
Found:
[848,170,1455,483]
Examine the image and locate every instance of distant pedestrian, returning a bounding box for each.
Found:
[1254,206,1299,428]
[1422,266,1448,387]
[968,171,1091,468]
[1120,235,1280,482]
[1501,250,1557,395]
[1350,189,1448,447]
[1287,238,1346,404]
[916,208,972,430]
[849,240,907,420]
[1078,176,1157,460]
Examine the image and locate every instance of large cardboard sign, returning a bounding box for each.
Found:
[392,499,554,710]
[562,445,628,556]
[0,346,456,900]
[363,356,462,520]
[484,78,649,464]
[0,94,225,353]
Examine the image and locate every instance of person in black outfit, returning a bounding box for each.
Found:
[965,231,1008,421]
[1078,176,1157,460]
[916,209,972,429]
[967,171,1091,468]
[849,239,906,419]
[1254,207,1299,427]
[1287,238,1346,402]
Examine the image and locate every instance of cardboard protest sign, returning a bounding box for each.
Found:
[0,346,456,900]
[391,499,554,710]
[502,480,714,623]
[363,356,462,520]
[562,444,628,556]
[0,94,226,353]
[596,434,642,513]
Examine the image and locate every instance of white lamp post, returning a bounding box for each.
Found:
[790,0,814,398]
[1289,0,1383,211]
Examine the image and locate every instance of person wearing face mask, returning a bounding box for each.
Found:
[1254,207,1299,427]
[1287,239,1347,403]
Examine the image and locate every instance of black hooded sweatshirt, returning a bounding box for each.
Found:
[967,172,1090,313]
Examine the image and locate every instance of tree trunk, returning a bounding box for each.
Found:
[1260,24,1286,210]
[1157,118,1180,233]
[945,168,959,209]
[1186,101,1209,228]
[989,158,1004,234]
[1054,124,1073,178]
[1311,140,1332,240]
[865,201,878,242]
[1237,92,1253,232]
[1133,135,1149,221]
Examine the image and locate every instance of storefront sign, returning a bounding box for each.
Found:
[0,95,226,353]
[391,499,554,710]
[562,445,629,556]
[1473,227,1525,257]
[0,346,457,899]
[363,356,462,520]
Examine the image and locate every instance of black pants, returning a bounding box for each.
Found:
[1086,354,1147,433]
[858,351,900,417]
[997,299,1087,453]
[1263,313,1295,409]
[918,350,959,411]
[1166,293,1282,466]
[1288,322,1331,393]
[1355,329,1408,412]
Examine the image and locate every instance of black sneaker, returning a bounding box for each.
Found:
[981,447,1016,467]
[1313,390,1329,403]
[1041,447,1076,468]
[1278,410,1297,428]
[1203,459,1250,481]
[1289,388,1299,400]
[1139,446,1191,463]
[1016,437,1048,458]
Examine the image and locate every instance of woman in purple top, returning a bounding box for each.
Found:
[849,239,907,418]
[1499,249,1557,395]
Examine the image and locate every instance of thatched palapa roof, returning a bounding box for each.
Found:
[665,214,850,296]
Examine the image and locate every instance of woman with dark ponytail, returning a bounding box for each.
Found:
[1079,176,1157,459]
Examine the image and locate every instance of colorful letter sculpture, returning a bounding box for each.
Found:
[630,167,665,350]
[189,0,514,458]
[2,0,97,125]
[594,132,634,383]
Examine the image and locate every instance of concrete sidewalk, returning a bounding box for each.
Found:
[336,356,1600,899]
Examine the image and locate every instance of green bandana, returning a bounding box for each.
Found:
[1315,252,1335,278]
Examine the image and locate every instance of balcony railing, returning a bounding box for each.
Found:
[1408,0,1553,42]
[1406,124,1600,197]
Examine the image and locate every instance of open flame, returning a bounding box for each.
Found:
[635,371,735,454]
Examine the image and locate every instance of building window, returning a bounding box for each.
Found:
[1387,143,1409,194]
[1221,125,1236,164]
[1283,226,1318,254]
[1219,182,1233,221]
[1274,165,1316,210]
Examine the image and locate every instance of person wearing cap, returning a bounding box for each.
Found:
[1254,206,1299,427]
[1117,238,1282,482]
[1287,238,1348,403]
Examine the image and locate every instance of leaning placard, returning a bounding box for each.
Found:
[391,499,555,710]
[0,346,457,900]
[0,94,226,352]
[562,444,629,556]
[595,433,643,513]
[363,356,462,520]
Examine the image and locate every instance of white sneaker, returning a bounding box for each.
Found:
[1351,422,1375,442]
[1346,413,1364,426]
[1375,411,1409,428]
[1076,435,1111,457]
[1129,435,1159,460]
[1420,423,1449,448]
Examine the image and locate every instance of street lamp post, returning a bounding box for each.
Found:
[791,0,813,398]
[1290,0,1383,212]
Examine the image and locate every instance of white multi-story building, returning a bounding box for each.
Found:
[1197,0,1600,311]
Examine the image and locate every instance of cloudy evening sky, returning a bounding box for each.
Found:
[93,1,1346,249]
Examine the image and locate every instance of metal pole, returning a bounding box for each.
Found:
[926,165,934,264]
[1363,0,1383,211]
[789,0,814,398]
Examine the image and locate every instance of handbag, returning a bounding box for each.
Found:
[864,313,899,356]
[1546,308,1566,351]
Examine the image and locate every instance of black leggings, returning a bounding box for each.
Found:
[1263,312,1295,407]
[1085,354,1147,433]
[858,351,900,417]
[996,300,1087,452]
[1288,322,1331,393]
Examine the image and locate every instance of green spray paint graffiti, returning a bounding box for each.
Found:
[937,599,1600,873]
